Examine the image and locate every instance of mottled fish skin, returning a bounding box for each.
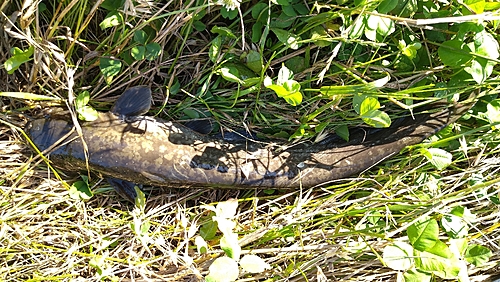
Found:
[27,97,473,190]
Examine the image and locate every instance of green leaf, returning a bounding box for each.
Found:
[486,99,500,123]
[426,239,453,259]
[403,269,432,282]
[335,125,349,141]
[69,180,93,200]
[365,14,395,41]
[438,40,472,67]
[200,220,218,240]
[359,97,380,115]
[211,26,236,38]
[134,186,146,211]
[133,30,147,44]
[145,43,161,61]
[422,148,452,170]
[464,0,486,14]
[362,110,391,127]
[99,58,122,79]
[217,67,244,84]
[246,50,263,73]
[271,28,300,50]
[77,105,99,121]
[382,242,414,271]
[101,0,125,11]
[240,255,271,273]
[99,10,123,30]
[220,233,241,261]
[206,257,239,282]
[75,91,90,109]
[464,30,499,84]
[407,217,439,252]
[378,0,398,13]
[131,46,145,60]
[209,36,222,63]
[193,20,206,31]
[4,46,34,74]
[415,250,461,279]
[464,244,492,266]
[220,6,238,19]
[359,97,391,128]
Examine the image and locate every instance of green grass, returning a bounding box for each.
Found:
[1,0,500,281]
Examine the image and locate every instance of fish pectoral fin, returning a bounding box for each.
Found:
[184,119,214,134]
[106,177,141,203]
[111,86,152,117]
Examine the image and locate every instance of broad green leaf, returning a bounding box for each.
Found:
[438,40,472,67]
[209,36,222,63]
[464,0,485,14]
[422,148,452,170]
[362,110,391,128]
[206,257,239,282]
[485,99,500,123]
[251,2,268,19]
[352,94,367,114]
[365,14,395,41]
[382,242,414,271]
[335,125,349,141]
[133,30,147,44]
[200,220,218,240]
[403,269,432,282]
[76,91,90,109]
[271,28,300,49]
[99,11,123,30]
[99,58,122,78]
[69,180,93,200]
[77,105,99,121]
[193,20,206,32]
[211,26,236,38]
[240,255,271,273]
[426,239,453,258]
[145,43,161,61]
[101,0,125,10]
[359,97,380,115]
[359,97,391,127]
[131,46,145,60]
[280,90,302,106]
[220,233,241,261]
[246,50,263,73]
[4,46,34,74]
[217,67,244,84]
[464,244,492,266]
[407,217,439,252]
[415,251,461,279]
[378,0,398,13]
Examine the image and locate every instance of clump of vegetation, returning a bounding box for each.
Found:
[1,0,500,281]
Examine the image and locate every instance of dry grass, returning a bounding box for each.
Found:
[1,0,500,281]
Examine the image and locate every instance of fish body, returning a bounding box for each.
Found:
[27,86,473,201]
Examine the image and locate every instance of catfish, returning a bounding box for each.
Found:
[27,86,474,202]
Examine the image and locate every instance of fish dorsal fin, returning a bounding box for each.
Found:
[111,86,152,117]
